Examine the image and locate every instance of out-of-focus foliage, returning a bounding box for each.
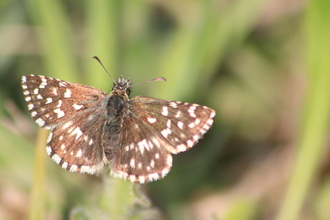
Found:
[0,0,329,220]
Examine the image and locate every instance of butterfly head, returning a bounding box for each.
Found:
[113,76,131,96]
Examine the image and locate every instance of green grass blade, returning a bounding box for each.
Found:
[84,0,122,89]
[25,0,78,82]
[28,129,48,220]
[276,1,330,219]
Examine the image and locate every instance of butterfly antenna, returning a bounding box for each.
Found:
[130,77,166,88]
[93,56,117,85]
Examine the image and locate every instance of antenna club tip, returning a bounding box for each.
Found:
[93,56,100,61]
[159,77,166,82]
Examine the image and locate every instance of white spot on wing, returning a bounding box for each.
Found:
[73,104,83,110]
[175,111,181,118]
[28,104,34,110]
[138,176,145,183]
[188,122,195,128]
[138,141,145,154]
[150,159,155,168]
[177,121,184,130]
[210,110,216,118]
[59,82,67,87]
[147,140,154,149]
[52,87,57,95]
[177,144,186,152]
[152,137,161,148]
[166,119,171,128]
[70,165,78,172]
[62,162,68,169]
[169,102,178,108]
[187,140,194,147]
[43,125,52,130]
[162,106,169,116]
[129,175,136,182]
[147,117,157,124]
[138,139,150,154]
[71,127,83,140]
[46,146,52,155]
[52,154,61,164]
[56,100,63,108]
[47,132,53,143]
[45,98,53,104]
[130,158,135,168]
[35,118,45,127]
[162,168,170,178]
[64,89,72,98]
[39,77,47,88]
[62,121,72,129]
[167,154,173,165]
[76,149,82,158]
[161,128,172,138]
[147,173,160,182]
[54,108,65,118]
[188,105,197,118]
[80,166,91,173]
[193,134,200,141]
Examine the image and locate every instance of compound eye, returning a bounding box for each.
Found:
[126,88,130,96]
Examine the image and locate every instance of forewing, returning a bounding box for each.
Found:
[21,75,107,129]
[130,96,215,154]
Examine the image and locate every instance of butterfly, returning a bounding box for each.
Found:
[21,57,215,183]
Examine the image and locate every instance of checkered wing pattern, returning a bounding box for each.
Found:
[110,96,215,183]
[21,74,216,183]
[22,75,107,173]
[21,75,106,129]
[45,108,106,174]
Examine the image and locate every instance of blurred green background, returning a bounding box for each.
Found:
[1,0,330,219]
